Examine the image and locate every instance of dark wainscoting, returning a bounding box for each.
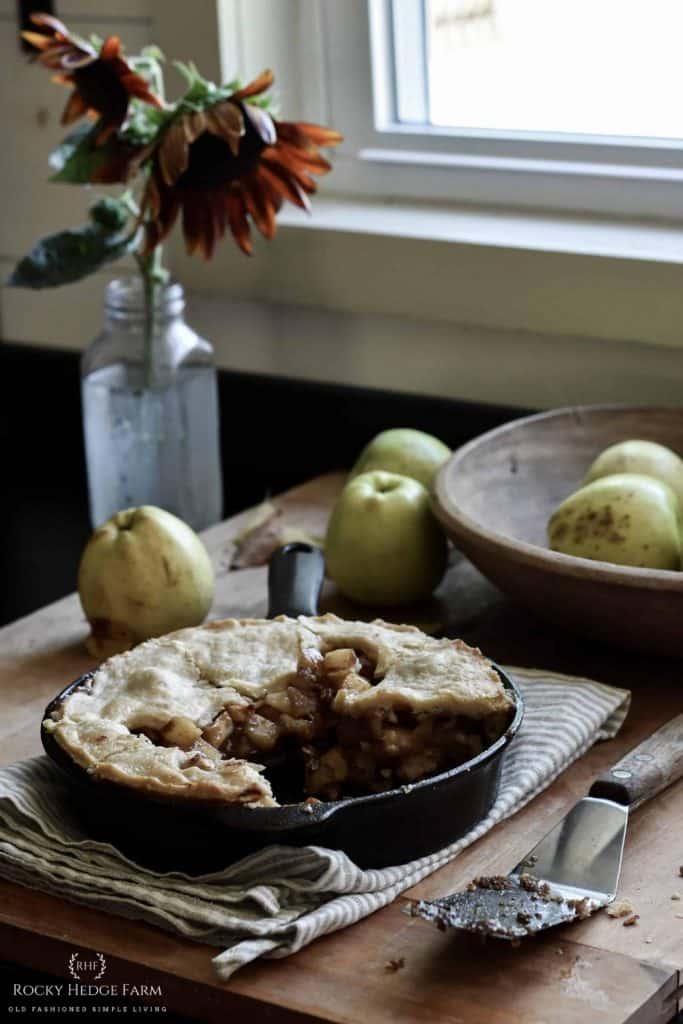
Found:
[0,342,528,626]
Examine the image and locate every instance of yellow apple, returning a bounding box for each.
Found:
[548,473,681,570]
[325,471,448,605]
[350,428,451,490]
[584,439,683,508]
[78,505,215,658]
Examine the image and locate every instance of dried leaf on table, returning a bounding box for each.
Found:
[230,501,323,569]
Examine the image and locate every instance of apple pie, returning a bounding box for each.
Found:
[43,614,513,806]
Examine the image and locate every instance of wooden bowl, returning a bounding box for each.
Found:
[433,406,683,656]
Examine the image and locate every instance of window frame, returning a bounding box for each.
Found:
[317,0,683,220]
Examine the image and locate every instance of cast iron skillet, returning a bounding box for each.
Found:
[41,543,524,872]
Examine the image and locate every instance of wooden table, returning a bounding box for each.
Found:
[0,473,681,1023]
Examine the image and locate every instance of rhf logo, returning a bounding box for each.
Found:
[68,951,107,981]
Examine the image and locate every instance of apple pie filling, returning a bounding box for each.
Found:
[44,615,513,806]
[180,645,508,800]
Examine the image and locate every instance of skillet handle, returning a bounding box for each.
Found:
[268,543,325,619]
[589,713,683,809]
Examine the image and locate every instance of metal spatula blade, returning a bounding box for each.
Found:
[410,797,626,938]
[410,713,683,940]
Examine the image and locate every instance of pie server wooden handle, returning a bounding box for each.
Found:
[589,712,683,809]
[267,542,325,619]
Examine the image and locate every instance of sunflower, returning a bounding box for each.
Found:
[23,13,162,144]
[142,70,342,257]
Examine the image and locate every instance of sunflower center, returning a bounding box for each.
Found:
[74,60,128,122]
[177,116,266,190]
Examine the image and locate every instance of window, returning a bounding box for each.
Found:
[395,0,683,139]
[320,0,683,219]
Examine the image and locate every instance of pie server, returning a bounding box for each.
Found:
[40,543,524,873]
[410,713,683,938]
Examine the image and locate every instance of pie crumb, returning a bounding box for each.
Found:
[622,914,640,927]
[607,899,635,918]
[384,958,406,973]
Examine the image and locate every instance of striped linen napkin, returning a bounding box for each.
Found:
[0,668,629,979]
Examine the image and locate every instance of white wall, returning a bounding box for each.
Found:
[0,0,152,344]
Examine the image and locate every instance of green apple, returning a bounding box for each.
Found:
[548,473,681,570]
[325,471,448,605]
[350,428,451,490]
[584,439,683,508]
[78,505,215,659]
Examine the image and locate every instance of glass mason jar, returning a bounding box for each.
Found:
[81,277,223,531]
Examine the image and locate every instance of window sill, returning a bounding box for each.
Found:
[275,195,683,265]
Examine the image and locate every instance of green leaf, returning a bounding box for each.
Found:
[173,60,201,89]
[140,44,165,62]
[49,125,121,183]
[7,224,139,289]
[122,101,170,146]
[48,124,92,173]
[89,196,130,231]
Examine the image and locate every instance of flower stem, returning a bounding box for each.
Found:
[135,246,168,389]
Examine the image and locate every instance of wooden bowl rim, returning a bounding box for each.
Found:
[433,404,683,593]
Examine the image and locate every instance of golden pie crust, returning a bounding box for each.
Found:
[44,614,513,806]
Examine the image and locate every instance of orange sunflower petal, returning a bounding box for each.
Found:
[230,69,274,102]
[243,176,277,240]
[206,101,244,157]
[206,192,231,258]
[145,173,162,219]
[159,190,182,236]
[119,71,163,107]
[36,44,70,66]
[226,191,253,255]
[125,140,158,179]
[181,192,206,256]
[198,194,219,259]
[21,30,53,50]
[293,122,343,147]
[100,36,122,61]
[61,89,88,125]
[95,121,120,144]
[144,179,181,253]
[90,144,140,184]
[275,141,331,175]
[30,12,70,36]
[258,161,311,212]
[210,192,229,245]
[262,154,317,197]
[253,168,283,213]
[158,116,197,186]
